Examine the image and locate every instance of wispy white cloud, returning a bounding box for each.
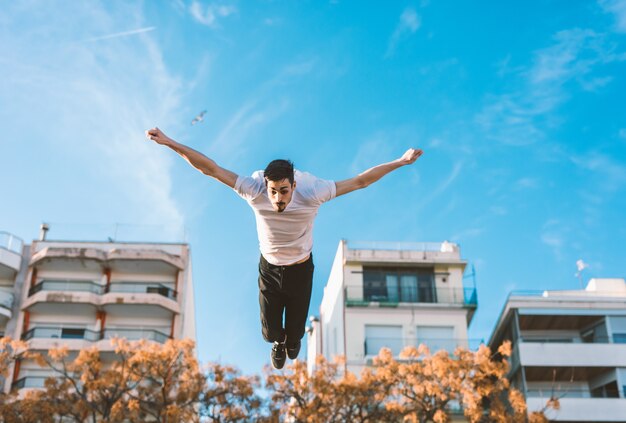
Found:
[189,1,237,27]
[515,177,539,189]
[478,29,625,146]
[263,17,281,26]
[541,219,568,260]
[0,2,186,236]
[570,151,626,191]
[207,58,320,162]
[414,161,463,210]
[350,134,396,175]
[599,0,626,32]
[81,26,155,42]
[385,8,421,58]
[210,98,290,162]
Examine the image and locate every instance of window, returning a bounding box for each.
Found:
[591,381,619,398]
[363,267,435,303]
[613,333,626,343]
[365,325,403,356]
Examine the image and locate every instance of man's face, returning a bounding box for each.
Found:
[266,178,296,213]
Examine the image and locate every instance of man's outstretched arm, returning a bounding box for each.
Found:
[145,127,238,188]
[335,148,423,197]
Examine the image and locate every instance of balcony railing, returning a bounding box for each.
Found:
[109,282,177,300]
[22,326,101,341]
[29,280,103,296]
[520,335,626,344]
[12,376,50,390]
[345,285,477,307]
[0,231,23,254]
[28,279,176,300]
[0,290,14,310]
[525,388,622,399]
[103,328,170,343]
[364,337,484,356]
[345,240,455,252]
[22,326,171,344]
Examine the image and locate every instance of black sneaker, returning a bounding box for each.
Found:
[271,342,286,369]
[286,340,301,360]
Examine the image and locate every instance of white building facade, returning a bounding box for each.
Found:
[1,228,196,393]
[488,278,626,422]
[0,231,24,340]
[307,240,477,375]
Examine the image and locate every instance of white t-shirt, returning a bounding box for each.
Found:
[234,170,336,265]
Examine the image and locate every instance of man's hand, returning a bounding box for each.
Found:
[398,148,423,165]
[145,127,173,146]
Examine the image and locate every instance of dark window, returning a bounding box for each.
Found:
[363,267,435,303]
[61,328,85,339]
[591,381,619,398]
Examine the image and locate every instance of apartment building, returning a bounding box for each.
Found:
[1,227,195,393]
[488,278,626,422]
[307,240,478,375]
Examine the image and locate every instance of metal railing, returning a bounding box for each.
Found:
[22,326,101,341]
[0,231,23,254]
[28,280,176,300]
[520,335,626,344]
[345,285,477,307]
[109,282,177,300]
[345,240,456,252]
[22,326,171,344]
[12,376,50,390]
[509,289,626,298]
[0,290,14,310]
[29,280,104,296]
[103,328,170,343]
[364,337,484,356]
[525,388,623,399]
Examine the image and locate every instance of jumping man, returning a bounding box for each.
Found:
[145,127,423,369]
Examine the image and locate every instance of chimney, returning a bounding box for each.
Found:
[39,223,50,241]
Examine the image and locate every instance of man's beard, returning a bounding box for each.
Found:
[274,202,286,212]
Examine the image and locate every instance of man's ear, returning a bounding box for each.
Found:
[292,181,297,189]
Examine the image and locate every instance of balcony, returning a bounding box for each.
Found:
[526,388,622,399]
[364,337,484,357]
[28,279,176,299]
[0,290,14,321]
[22,326,171,345]
[12,376,49,390]
[24,279,179,314]
[28,280,103,296]
[103,328,170,343]
[343,241,464,265]
[0,231,23,279]
[109,282,177,300]
[345,285,477,308]
[30,245,185,275]
[516,339,626,367]
[22,326,101,341]
[525,397,626,421]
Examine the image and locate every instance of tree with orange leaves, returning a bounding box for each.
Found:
[266,342,555,423]
[200,363,267,422]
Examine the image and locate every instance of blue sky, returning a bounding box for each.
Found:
[2,0,626,375]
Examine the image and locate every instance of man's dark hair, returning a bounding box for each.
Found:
[264,159,295,185]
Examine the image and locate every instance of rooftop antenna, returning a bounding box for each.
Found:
[575,259,588,289]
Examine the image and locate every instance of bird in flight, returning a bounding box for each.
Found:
[191,110,207,126]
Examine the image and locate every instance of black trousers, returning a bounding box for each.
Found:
[258,254,314,345]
